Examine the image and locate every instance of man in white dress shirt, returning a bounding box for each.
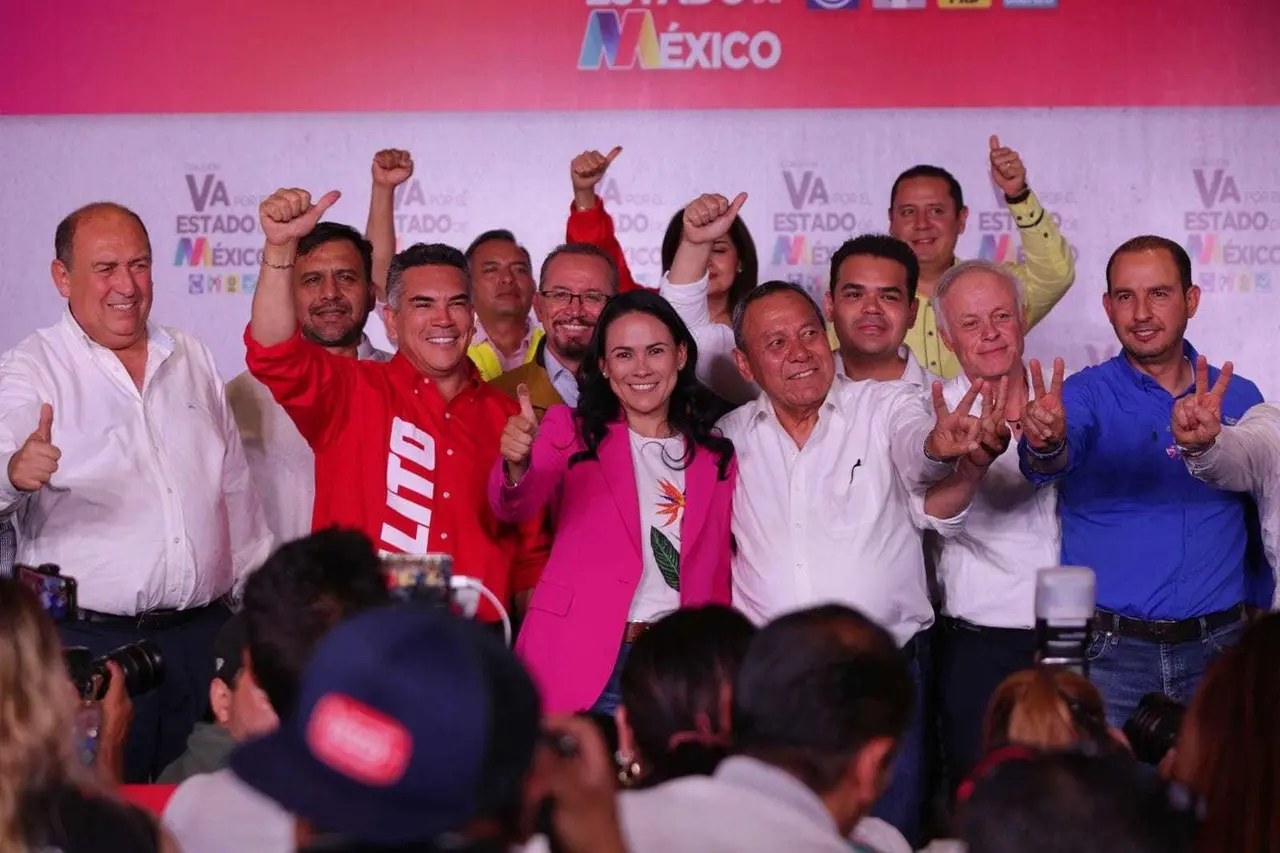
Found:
[826,234,936,388]
[1174,364,1280,609]
[226,222,391,542]
[0,202,273,781]
[922,258,1063,789]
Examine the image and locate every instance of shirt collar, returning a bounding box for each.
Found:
[354,334,382,361]
[472,315,535,349]
[543,346,575,386]
[386,351,481,398]
[714,756,837,835]
[1114,339,1199,394]
[748,378,842,432]
[60,306,173,358]
[833,346,918,383]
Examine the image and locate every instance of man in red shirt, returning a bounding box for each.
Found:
[245,187,547,623]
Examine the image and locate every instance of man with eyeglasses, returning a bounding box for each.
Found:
[490,243,618,417]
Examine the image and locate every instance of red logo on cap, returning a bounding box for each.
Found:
[306,694,412,786]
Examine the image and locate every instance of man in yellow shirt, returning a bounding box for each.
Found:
[890,136,1075,378]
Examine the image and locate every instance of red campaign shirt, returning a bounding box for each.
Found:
[243,326,548,621]
[565,198,648,294]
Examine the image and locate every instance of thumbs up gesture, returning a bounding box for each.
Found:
[7,403,60,492]
[571,146,623,196]
[989,135,1028,198]
[682,192,748,246]
[259,188,342,247]
[501,385,539,483]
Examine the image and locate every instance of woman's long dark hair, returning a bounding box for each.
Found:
[571,290,734,480]
[661,209,759,316]
[619,606,756,788]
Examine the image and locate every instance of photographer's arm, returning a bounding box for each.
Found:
[95,661,131,787]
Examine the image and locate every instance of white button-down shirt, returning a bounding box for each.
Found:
[1185,402,1280,608]
[834,345,937,390]
[926,368,1060,629]
[227,335,390,543]
[717,374,956,645]
[0,310,273,614]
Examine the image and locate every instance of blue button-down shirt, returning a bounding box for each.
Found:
[1019,341,1264,620]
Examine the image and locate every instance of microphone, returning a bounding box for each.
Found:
[1034,567,1096,677]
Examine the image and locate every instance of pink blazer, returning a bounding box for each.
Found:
[487,405,736,714]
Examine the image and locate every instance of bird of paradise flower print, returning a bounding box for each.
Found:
[651,478,686,591]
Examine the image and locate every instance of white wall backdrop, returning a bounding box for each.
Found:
[1,108,1278,396]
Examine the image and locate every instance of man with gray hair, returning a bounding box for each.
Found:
[244,187,548,624]
[923,257,1066,787]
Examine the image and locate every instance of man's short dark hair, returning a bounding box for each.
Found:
[889,165,965,212]
[731,280,827,351]
[828,234,921,302]
[538,243,619,294]
[54,202,152,268]
[241,528,391,718]
[732,605,914,794]
[960,752,1197,853]
[465,229,531,265]
[1105,235,1193,294]
[386,242,471,309]
[298,222,374,285]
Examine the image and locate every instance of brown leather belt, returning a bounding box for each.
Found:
[623,621,650,645]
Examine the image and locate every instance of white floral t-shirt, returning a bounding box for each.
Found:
[628,430,686,623]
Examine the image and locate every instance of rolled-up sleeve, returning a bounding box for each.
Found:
[243,325,353,450]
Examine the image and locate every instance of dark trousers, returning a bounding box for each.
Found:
[937,617,1037,790]
[870,631,928,848]
[59,603,231,783]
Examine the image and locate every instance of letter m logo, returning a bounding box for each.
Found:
[772,235,810,266]
[578,10,656,70]
[173,237,210,266]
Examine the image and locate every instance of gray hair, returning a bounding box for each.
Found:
[731,280,826,351]
[386,242,471,309]
[930,259,1026,337]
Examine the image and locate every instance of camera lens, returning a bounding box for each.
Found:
[1122,692,1185,765]
[95,641,166,699]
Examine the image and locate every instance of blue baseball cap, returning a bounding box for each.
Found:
[230,605,541,845]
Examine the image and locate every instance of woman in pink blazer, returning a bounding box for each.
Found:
[489,290,737,715]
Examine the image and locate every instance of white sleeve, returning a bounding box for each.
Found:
[887,385,955,491]
[0,349,46,514]
[1185,404,1280,495]
[658,272,757,406]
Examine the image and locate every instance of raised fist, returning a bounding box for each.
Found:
[681,192,748,245]
[500,385,539,483]
[372,149,414,188]
[7,403,60,492]
[259,188,341,247]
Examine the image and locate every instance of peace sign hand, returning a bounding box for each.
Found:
[968,376,1012,469]
[1172,355,1233,452]
[925,379,985,462]
[1023,358,1066,451]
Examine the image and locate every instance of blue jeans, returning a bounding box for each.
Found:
[1088,615,1244,728]
[589,642,632,716]
[870,632,926,848]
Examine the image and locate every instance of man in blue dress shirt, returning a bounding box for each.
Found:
[1017,235,1263,726]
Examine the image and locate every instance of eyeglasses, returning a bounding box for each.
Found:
[539,289,610,309]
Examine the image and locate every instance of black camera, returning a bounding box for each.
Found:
[1123,692,1186,765]
[64,641,166,701]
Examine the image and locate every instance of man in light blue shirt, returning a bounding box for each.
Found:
[1018,235,1265,725]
